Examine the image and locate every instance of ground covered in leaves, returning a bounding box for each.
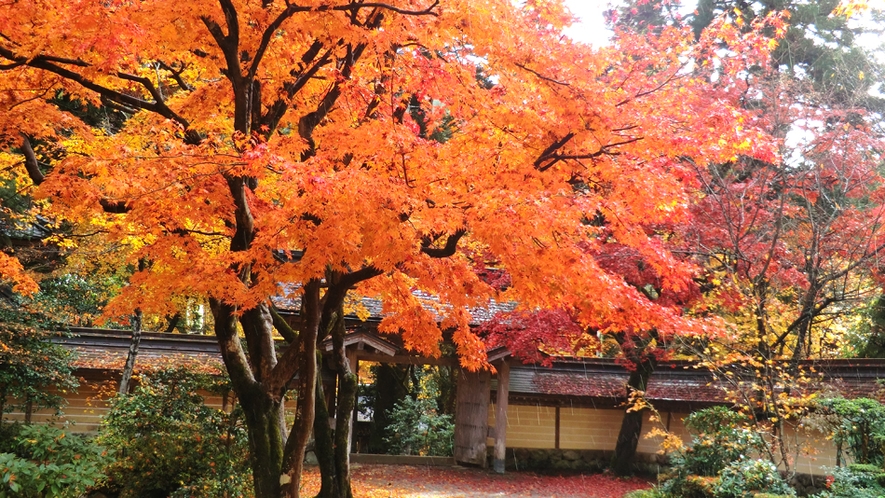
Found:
[300,464,653,497]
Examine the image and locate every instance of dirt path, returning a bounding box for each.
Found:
[300,464,654,497]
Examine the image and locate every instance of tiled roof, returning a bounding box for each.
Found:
[273,286,517,326]
[501,358,885,407]
[0,217,51,240]
[60,327,223,373]
[56,329,885,409]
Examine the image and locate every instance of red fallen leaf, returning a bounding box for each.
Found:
[299,464,653,497]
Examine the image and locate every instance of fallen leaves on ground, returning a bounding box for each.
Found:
[299,464,653,497]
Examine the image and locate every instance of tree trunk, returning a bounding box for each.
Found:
[242,390,286,498]
[612,355,656,476]
[213,299,286,498]
[314,369,339,498]
[314,303,356,498]
[118,309,142,395]
[331,306,356,498]
[280,281,321,498]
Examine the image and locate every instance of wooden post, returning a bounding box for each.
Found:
[493,360,510,474]
[454,369,491,467]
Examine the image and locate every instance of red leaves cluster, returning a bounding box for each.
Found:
[299,464,652,498]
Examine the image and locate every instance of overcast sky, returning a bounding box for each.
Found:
[563,0,613,45]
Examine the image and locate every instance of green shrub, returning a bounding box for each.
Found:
[624,490,666,498]
[0,424,109,498]
[384,395,454,456]
[713,458,794,498]
[682,407,765,477]
[98,367,251,498]
[847,463,880,474]
[816,398,885,466]
[814,466,885,498]
[660,407,774,498]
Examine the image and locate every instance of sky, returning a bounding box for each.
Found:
[563,0,613,46]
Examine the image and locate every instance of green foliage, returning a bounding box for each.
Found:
[0,301,77,422]
[817,397,885,466]
[624,490,666,498]
[814,465,885,498]
[845,295,885,358]
[34,274,119,327]
[0,424,109,498]
[384,395,454,457]
[660,407,774,498]
[681,407,765,477]
[713,459,794,498]
[98,367,251,498]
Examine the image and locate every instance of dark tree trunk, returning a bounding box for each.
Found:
[119,260,147,395]
[331,305,356,498]
[612,353,657,476]
[212,299,285,498]
[367,364,410,453]
[118,309,142,395]
[280,282,320,498]
[314,295,357,498]
[314,370,339,497]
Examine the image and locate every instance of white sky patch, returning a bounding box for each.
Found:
[563,0,619,46]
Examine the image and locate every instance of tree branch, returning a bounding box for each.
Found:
[515,63,569,86]
[19,134,44,186]
[271,304,299,343]
[421,228,467,258]
[533,133,575,170]
[157,60,194,91]
[327,1,439,16]
[0,47,191,129]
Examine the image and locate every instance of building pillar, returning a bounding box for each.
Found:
[493,359,510,474]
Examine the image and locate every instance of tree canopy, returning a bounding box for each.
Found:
[0,0,785,495]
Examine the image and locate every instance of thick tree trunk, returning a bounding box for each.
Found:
[280,282,321,498]
[242,391,286,498]
[213,299,286,498]
[331,309,356,498]
[612,355,656,476]
[314,302,356,498]
[314,370,339,497]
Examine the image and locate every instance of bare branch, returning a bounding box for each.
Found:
[536,137,643,172]
[533,133,575,169]
[0,46,191,128]
[157,60,194,91]
[328,1,439,16]
[515,62,569,86]
[421,228,467,258]
[19,134,44,185]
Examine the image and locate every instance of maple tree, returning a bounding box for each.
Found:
[0,0,778,496]
[634,0,885,475]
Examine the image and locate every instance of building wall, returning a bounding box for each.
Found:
[5,381,229,434]
[488,403,839,475]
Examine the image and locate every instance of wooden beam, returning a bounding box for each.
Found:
[554,406,561,450]
[355,351,457,366]
[493,359,510,474]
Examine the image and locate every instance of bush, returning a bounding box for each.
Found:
[98,367,251,498]
[713,458,794,498]
[814,465,885,498]
[624,490,666,498]
[681,407,765,477]
[384,395,454,456]
[659,407,780,498]
[0,424,109,498]
[816,398,885,466]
